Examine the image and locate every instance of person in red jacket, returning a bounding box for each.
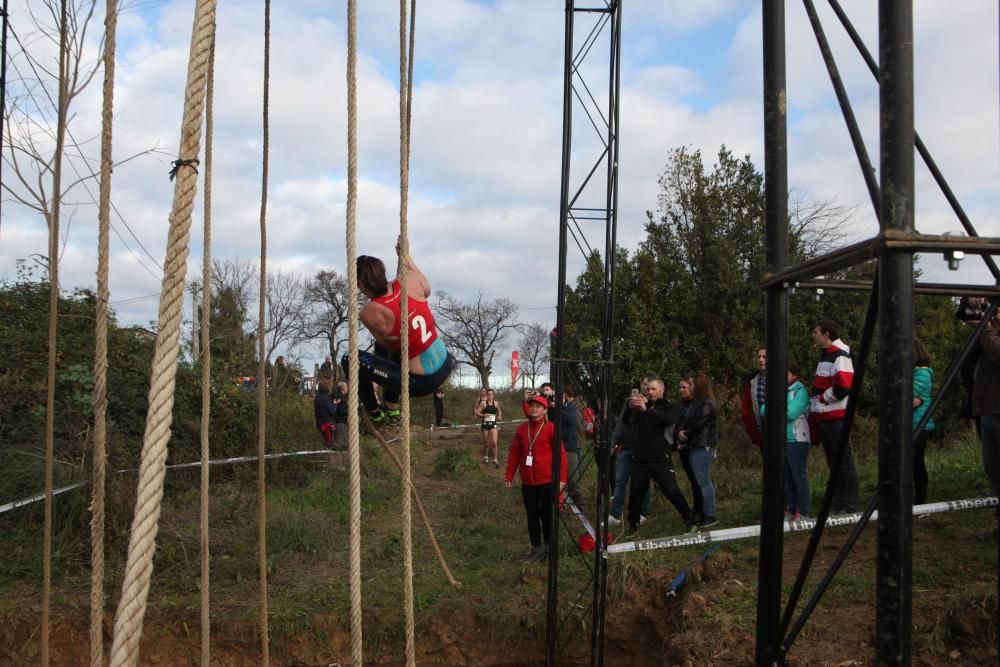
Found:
[505,394,567,563]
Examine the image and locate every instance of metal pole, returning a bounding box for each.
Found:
[877,1,914,663]
[547,2,575,664]
[0,0,9,229]
[757,1,788,664]
[591,4,620,665]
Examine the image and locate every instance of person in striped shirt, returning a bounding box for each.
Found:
[809,319,858,514]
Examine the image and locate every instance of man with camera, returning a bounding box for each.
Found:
[625,376,697,534]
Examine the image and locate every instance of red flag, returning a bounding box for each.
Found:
[511,351,520,386]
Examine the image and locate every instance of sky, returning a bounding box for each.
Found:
[2,0,999,380]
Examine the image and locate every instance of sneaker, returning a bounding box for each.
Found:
[532,546,549,563]
[483,456,489,464]
[685,521,700,534]
[521,545,547,563]
[698,517,719,529]
[607,515,622,526]
[639,515,648,526]
[369,409,386,424]
[385,408,402,425]
[493,459,499,468]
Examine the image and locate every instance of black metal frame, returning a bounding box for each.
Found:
[547,1,621,665]
[758,2,1000,664]
[1,0,9,228]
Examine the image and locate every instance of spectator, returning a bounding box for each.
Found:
[539,382,557,422]
[912,338,935,504]
[741,346,767,450]
[809,319,858,514]
[972,306,1000,498]
[342,244,454,425]
[763,362,811,519]
[504,394,567,564]
[625,376,697,534]
[314,380,338,449]
[608,379,653,526]
[319,355,334,379]
[333,381,349,450]
[476,388,502,467]
[957,296,988,438]
[561,389,584,505]
[676,373,720,529]
[433,389,446,428]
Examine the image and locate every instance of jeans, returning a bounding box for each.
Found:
[981,414,1000,498]
[610,449,651,519]
[784,441,811,515]
[678,447,704,518]
[819,419,859,512]
[628,456,692,528]
[689,447,716,519]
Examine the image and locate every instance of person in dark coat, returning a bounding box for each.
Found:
[314,380,338,448]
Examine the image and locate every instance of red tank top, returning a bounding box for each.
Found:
[371,280,439,359]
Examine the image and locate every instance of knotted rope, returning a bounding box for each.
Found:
[199,19,218,667]
[397,0,418,664]
[89,0,118,664]
[42,2,70,664]
[344,1,365,664]
[255,1,272,663]
[109,2,217,664]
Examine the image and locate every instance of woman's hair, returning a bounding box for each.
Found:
[318,380,331,394]
[913,337,932,367]
[692,372,715,402]
[357,255,389,296]
[788,360,799,377]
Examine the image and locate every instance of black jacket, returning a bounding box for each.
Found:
[628,398,680,460]
[611,398,640,450]
[676,399,719,450]
[314,392,337,427]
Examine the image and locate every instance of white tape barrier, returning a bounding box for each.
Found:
[606,496,999,555]
[429,419,522,431]
[0,482,87,516]
[0,443,397,518]
[564,498,596,540]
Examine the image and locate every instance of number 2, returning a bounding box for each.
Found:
[411,314,432,343]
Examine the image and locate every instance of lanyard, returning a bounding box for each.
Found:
[526,418,547,457]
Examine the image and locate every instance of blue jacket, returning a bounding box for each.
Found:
[913,366,935,431]
[762,378,810,443]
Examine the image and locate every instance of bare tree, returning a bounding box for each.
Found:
[516,322,549,388]
[434,292,519,388]
[263,269,304,363]
[2,1,167,238]
[789,188,859,258]
[300,269,350,365]
[210,257,257,317]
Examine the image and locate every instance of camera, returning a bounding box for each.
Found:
[956,296,989,322]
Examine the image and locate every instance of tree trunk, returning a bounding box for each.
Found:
[477,366,491,389]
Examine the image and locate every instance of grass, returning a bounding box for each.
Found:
[0,387,997,663]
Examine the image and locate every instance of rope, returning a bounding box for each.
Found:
[363,415,460,588]
[344,1,364,664]
[397,0,417,663]
[90,0,118,663]
[108,1,217,664]
[42,1,70,664]
[199,19,218,667]
[256,1,272,663]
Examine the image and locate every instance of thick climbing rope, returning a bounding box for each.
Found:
[41,2,70,665]
[397,0,417,663]
[255,1,272,664]
[89,0,118,664]
[363,414,460,588]
[344,1,365,664]
[199,21,218,667]
[108,1,217,665]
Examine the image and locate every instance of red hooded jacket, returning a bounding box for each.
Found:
[504,417,568,487]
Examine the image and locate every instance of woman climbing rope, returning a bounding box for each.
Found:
[343,242,454,424]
